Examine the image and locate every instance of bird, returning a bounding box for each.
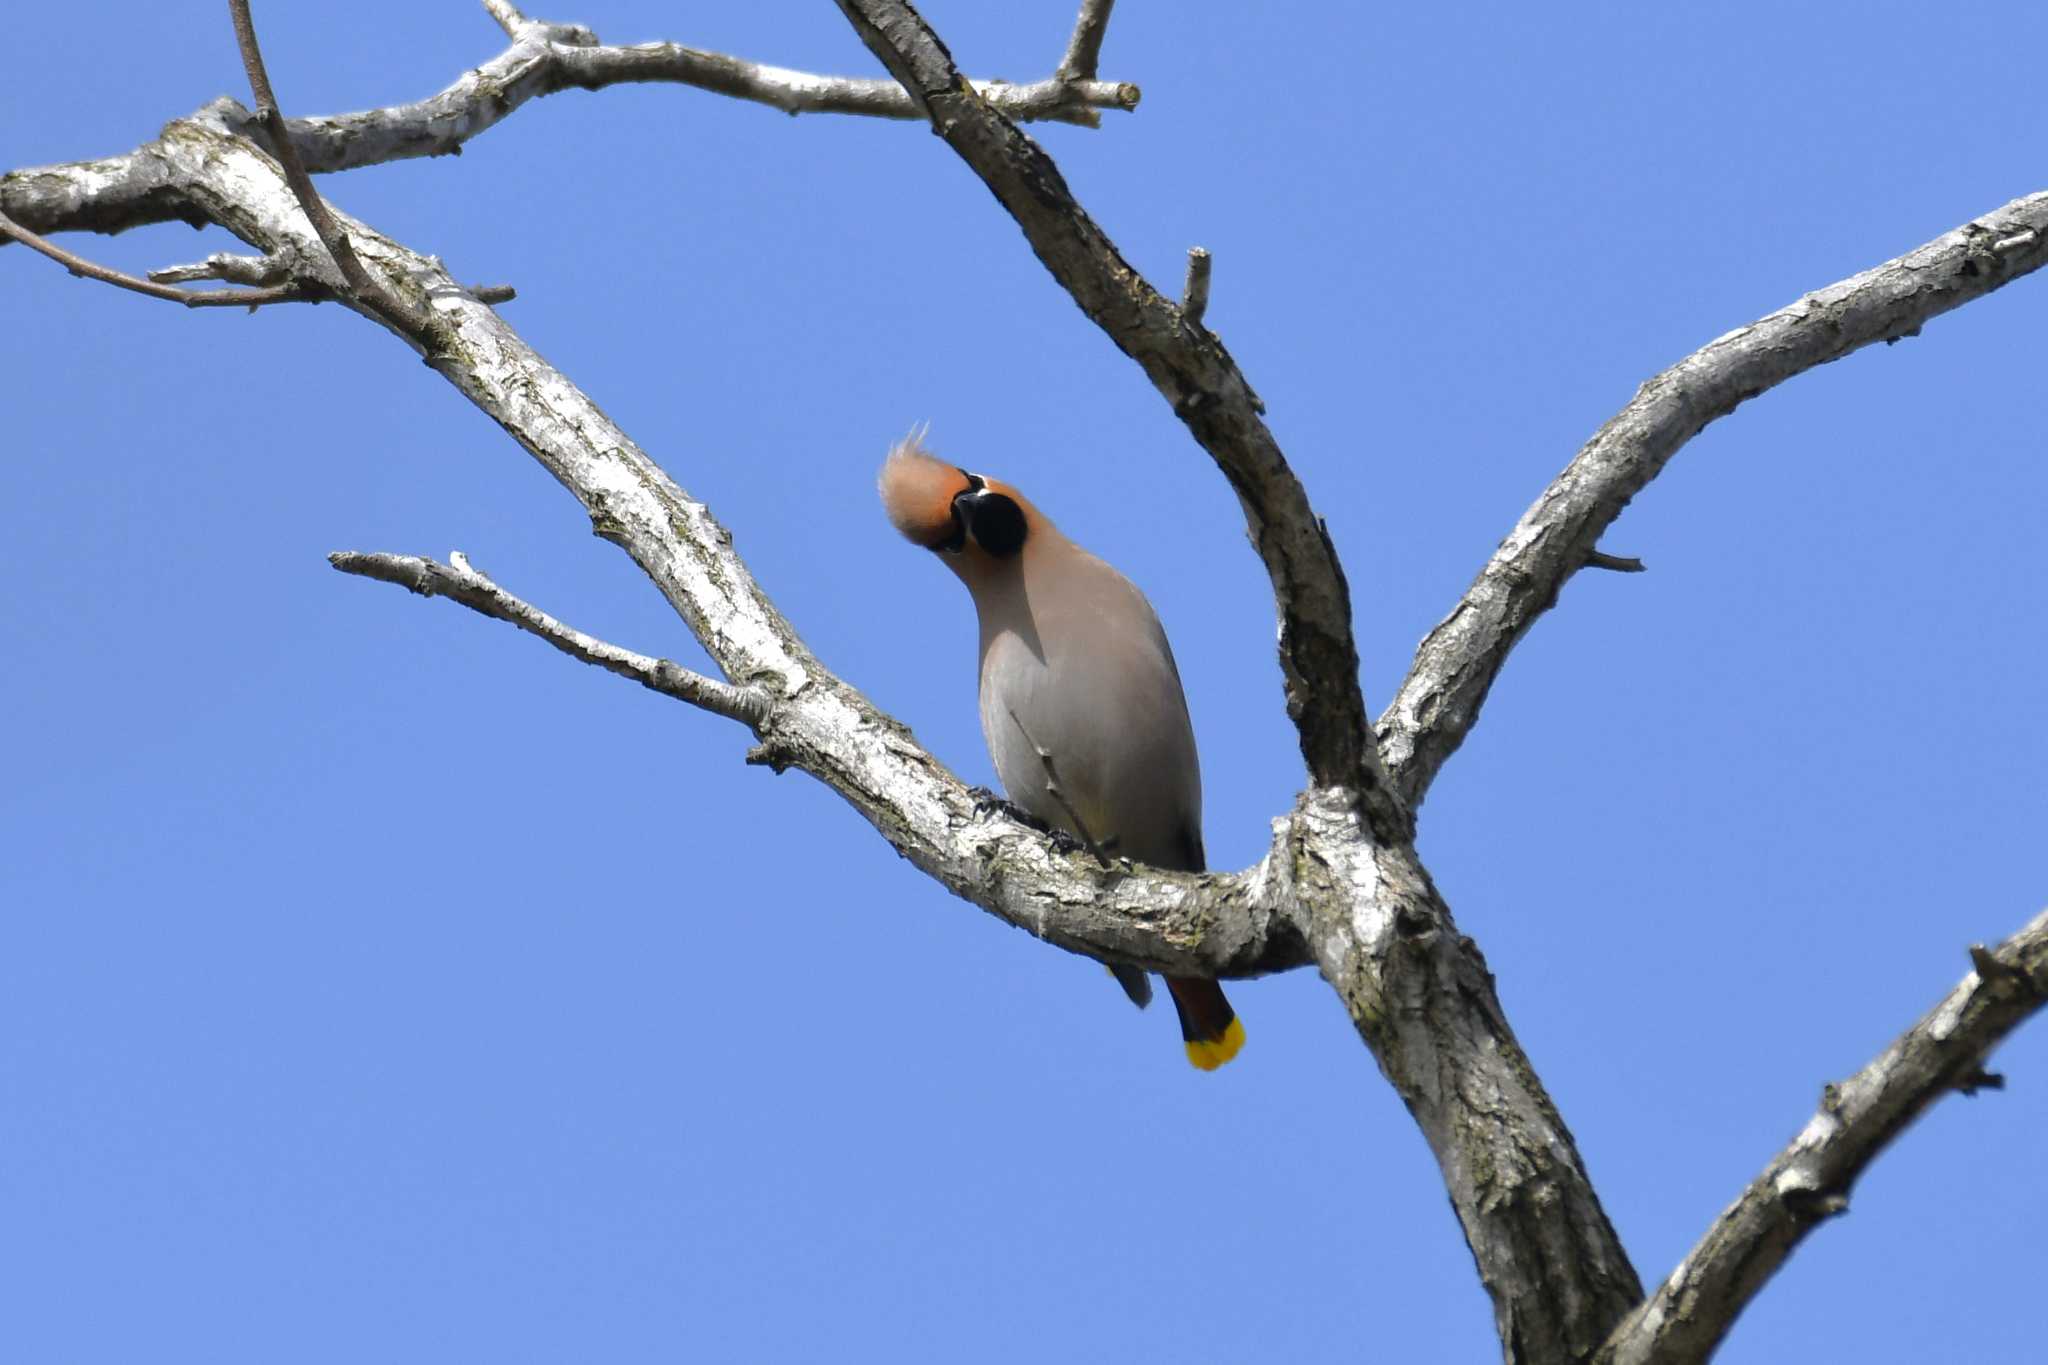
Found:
[878,435,1244,1070]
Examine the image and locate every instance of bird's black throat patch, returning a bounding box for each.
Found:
[953,472,1028,559]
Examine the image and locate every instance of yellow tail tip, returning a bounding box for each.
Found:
[1183,1015,1246,1071]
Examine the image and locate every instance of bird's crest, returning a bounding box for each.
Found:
[878,429,971,549]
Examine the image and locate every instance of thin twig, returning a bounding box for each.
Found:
[0,20,1139,246]
[542,42,1135,129]
[149,252,516,304]
[482,0,523,37]
[1955,1067,2005,1096]
[1050,0,1118,127]
[1969,942,2028,985]
[1583,549,1645,573]
[480,0,595,47]
[483,0,534,39]
[149,252,290,286]
[0,208,310,308]
[1056,0,1116,82]
[1595,907,2048,1365]
[227,0,398,315]
[328,550,770,726]
[1181,247,1212,329]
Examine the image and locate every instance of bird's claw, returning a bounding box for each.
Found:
[968,785,1015,818]
[1044,825,1089,858]
[968,788,1096,860]
[969,786,1045,829]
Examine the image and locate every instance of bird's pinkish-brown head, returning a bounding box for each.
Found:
[878,436,1044,565]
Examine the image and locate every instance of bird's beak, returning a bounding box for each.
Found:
[951,479,1028,559]
[948,487,981,548]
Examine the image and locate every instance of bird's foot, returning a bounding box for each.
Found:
[968,785,1017,818]
[1043,825,1091,859]
[969,786,1039,827]
[967,788,1094,860]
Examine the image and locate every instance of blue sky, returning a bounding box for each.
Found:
[4,3,2043,1361]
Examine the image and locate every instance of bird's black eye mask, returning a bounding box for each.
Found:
[939,470,1029,559]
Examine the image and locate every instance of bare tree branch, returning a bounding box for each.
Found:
[1378,191,2048,811]
[530,42,1137,129]
[226,0,399,317]
[147,249,515,304]
[481,0,1135,130]
[328,550,772,726]
[1286,793,1647,1359]
[1050,0,1117,128]
[1056,0,1116,82]
[1582,549,1644,574]
[480,0,581,41]
[60,100,1302,985]
[1179,246,1211,329]
[1597,907,2048,1365]
[0,206,313,307]
[149,251,290,286]
[0,10,1137,243]
[832,0,1398,840]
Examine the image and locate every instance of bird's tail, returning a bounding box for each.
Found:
[1165,977,1245,1071]
[1109,964,1154,1009]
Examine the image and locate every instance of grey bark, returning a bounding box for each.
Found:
[0,1,1139,248]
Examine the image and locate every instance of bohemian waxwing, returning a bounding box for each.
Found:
[878,436,1243,1070]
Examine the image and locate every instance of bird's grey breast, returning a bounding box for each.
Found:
[976,559,1201,869]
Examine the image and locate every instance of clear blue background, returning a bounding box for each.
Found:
[4,4,2043,1361]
